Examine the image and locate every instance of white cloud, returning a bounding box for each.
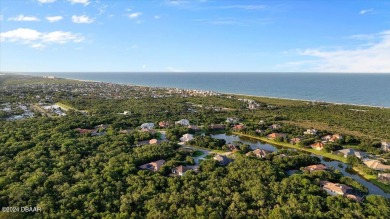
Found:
[285,30,390,73]
[8,15,40,22]
[46,16,63,23]
[68,0,90,5]
[128,12,142,19]
[37,0,56,3]
[154,15,161,19]
[360,9,373,15]
[72,15,94,24]
[142,64,147,69]
[1,28,84,49]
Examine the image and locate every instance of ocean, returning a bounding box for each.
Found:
[29,72,390,107]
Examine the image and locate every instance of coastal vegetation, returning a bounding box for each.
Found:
[1,75,390,218]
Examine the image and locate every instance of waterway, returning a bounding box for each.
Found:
[211,133,390,198]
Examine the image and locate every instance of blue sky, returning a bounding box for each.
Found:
[1,0,389,73]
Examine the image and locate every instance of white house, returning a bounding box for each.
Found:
[381,141,390,152]
[175,119,190,126]
[304,129,317,135]
[180,134,194,142]
[226,117,239,123]
[140,123,154,130]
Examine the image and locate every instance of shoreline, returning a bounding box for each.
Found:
[3,72,390,109]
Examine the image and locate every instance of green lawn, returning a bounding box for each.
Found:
[55,102,76,111]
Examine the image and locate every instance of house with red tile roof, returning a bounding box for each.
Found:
[139,160,166,172]
[311,142,325,150]
[304,164,327,172]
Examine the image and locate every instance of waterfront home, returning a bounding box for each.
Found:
[330,134,343,142]
[269,124,281,130]
[214,155,231,166]
[322,135,333,142]
[159,121,170,128]
[304,164,327,172]
[289,137,302,145]
[175,119,190,126]
[180,134,194,142]
[311,142,325,150]
[304,129,317,135]
[381,141,390,152]
[319,181,362,202]
[267,133,287,139]
[233,124,245,131]
[363,159,390,171]
[139,160,166,172]
[378,173,390,182]
[338,149,367,159]
[172,165,189,176]
[140,123,154,130]
[246,149,270,158]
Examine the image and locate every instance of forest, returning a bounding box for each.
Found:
[1,75,390,218]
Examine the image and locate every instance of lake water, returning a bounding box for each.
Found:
[30,72,390,107]
[211,133,390,198]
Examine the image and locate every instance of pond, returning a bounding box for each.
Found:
[211,133,390,198]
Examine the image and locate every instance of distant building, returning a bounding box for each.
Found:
[180,134,194,142]
[311,142,325,150]
[338,149,367,159]
[175,119,190,126]
[269,124,281,130]
[246,149,270,158]
[378,173,390,182]
[289,137,302,145]
[172,165,189,176]
[319,180,362,202]
[226,117,239,124]
[188,125,201,131]
[364,159,390,171]
[214,155,231,166]
[149,139,159,144]
[233,124,245,131]
[304,129,317,135]
[139,160,166,172]
[209,124,225,130]
[304,164,327,172]
[159,121,170,128]
[267,133,287,139]
[140,123,154,130]
[381,141,390,152]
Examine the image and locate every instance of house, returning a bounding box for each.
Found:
[319,181,361,201]
[289,137,302,145]
[255,129,265,134]
[141,128,156,134]
[214,155,231,166]
[304,164,327,172]
[95,124,108,130]
[233,124,245,131]
[149,139,159,144]
[180,134,194,142]
[140,123,154,130]
[246,149,270,158]
[363,159,390,171]
[159,121,170,128]
[175,119,190,126]
[172,165,189,176]
[139,160,166,172]
[321,135,333,142]
[338,149,367,159]
[311,142,325,150]
[269,124,281,130]
[267,133,287,139]
[227,143,238,151]
[330,134,343,142]
[188,125,201,131]
[304,129,317,135]
[378,173,390,182]
[226,117,239,123]
[258,120,265,125]
[381,141,390,152]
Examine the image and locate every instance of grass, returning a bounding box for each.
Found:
[351,166,390,193]
[232,132,347,163]
[55,102,75,111]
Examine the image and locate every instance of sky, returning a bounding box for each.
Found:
[0,0,390,73]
